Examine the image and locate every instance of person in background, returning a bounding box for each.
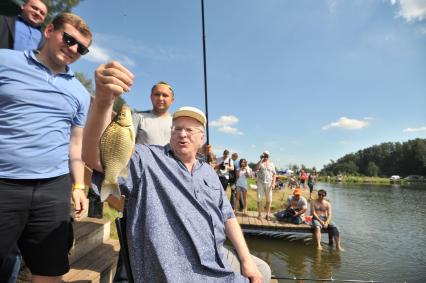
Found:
[311,189,344,251]
[275,188,307,224]
[0,0,48,50]
[307,173,315,199]
[256,151,276,221]
[132,81,174,145]
[234,158,251,216]
[229,152,244,210]
[215,149,234,191]
[82,65,270,281]
[0,12,92,283]
[299,168,308,189]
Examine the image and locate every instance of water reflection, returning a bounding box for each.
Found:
[245,236,341,281]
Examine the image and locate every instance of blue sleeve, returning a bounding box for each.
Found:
[72,86,90,127]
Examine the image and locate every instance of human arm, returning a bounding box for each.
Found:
[82,61,133,172]
[324,202,332,228]
[70,126,88,219]
[225,218,263,283]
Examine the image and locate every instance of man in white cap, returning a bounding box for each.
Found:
[83,61,270,282]
[256,150,276,221]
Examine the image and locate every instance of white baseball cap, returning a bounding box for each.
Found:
[173,106,206,127]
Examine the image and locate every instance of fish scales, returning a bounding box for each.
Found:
[100,104,135,201]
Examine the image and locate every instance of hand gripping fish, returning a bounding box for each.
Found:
[100,104,135,202]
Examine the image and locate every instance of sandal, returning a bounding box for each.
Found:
[265,215,271,221]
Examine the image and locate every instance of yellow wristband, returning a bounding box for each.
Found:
[72,183,86,191]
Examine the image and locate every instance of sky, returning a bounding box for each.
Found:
[72,0,426,170]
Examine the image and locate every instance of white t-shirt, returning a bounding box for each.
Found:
[133,110,172,146]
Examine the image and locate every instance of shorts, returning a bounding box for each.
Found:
[235,186,247,193]
[312,216,339,236]
[256,182,272,203]
[0,174,74,276]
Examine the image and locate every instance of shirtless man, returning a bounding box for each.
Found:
[311,189,344,251]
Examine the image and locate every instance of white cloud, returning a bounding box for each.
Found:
[82,42,136,67]
[390,0,426,22]
[327,0,338,14]
[218,126,244,135]
[210,115,239,127]
[210,115,243,135]
[322,117,370,130]
[403,126,426,132]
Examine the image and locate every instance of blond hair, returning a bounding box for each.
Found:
[52,12,92,43]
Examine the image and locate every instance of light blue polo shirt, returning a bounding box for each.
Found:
[13,16,43,51]
[0,49,90,179]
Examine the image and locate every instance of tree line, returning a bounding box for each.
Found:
[320,138,426,177]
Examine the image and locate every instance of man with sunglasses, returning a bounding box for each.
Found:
[0,12,92,283]
[311,189,344,251]
[83,62,271,282]
[0,0,48,51]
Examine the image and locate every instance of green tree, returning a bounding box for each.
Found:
[366,161,379,177]
[43,0,84,25]
[75,72,93,94]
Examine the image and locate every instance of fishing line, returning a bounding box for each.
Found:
[271,275,406,283]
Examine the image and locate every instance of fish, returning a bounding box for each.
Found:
[99,104,135,202]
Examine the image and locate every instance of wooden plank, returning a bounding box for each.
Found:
[63,239,120,282]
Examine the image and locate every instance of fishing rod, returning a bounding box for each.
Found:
[200,0,210,145]
[271,275,406,283]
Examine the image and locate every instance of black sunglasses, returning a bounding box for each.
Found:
[62,32,89,55]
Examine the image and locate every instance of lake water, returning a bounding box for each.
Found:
[245,183,426,283]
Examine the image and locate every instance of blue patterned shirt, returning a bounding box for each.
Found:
[93,144,248,282]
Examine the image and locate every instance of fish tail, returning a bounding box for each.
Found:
[101,180,120,202]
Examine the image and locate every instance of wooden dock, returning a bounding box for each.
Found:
[236,210,321,235]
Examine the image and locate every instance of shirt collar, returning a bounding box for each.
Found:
[164,144,203,172]
[17,14,42,31]
[25,50,74,76]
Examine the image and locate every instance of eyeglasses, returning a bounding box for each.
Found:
[62,32,89,55]
[171,126,204,136]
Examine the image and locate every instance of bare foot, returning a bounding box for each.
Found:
[336,246,345,251]
[265,215,271,221]
[257,215,262,220]
[316,245,323,251]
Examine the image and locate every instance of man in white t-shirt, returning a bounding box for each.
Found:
[133,81,175,146]
[256,151,276,220]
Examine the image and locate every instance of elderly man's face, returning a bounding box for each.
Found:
[170,117,204,159]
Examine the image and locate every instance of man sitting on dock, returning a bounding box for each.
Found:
[275,188,307,224]
[311,189,344,251]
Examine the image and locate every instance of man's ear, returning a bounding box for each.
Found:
[43,23,55,38]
